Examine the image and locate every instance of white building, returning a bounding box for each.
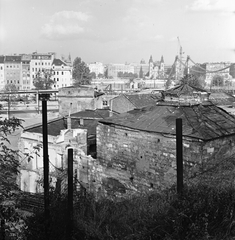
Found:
[52,58,73,89]
[0,56,5,90]
[30,52,55,89]
[107,63,134,78]
[88,62,104,76]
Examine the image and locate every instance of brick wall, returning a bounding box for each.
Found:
[95,122,235,194]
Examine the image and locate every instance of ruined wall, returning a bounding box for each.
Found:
[95,123,235,194]
[58,87,95,116]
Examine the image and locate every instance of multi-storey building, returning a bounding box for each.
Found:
[204,62,231,87]
[107,63,134,78]
[130,62,149,78]
[52,58,72,89]
[88,62,104,77]
[30,52,55,88]
[21,54,31,90]
[4,55,22,90]
[0,56,5,90]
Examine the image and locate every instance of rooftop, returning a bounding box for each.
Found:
[52,58,68,66]
[99,102,235,141]
[24,109,113,136]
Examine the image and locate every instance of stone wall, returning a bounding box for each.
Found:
[58,87,95,116]
[95,122,235,193]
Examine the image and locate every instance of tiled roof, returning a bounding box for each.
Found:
[24,109,113,136]
[5,55,22,62]
[99,102,235,141]
[123,93,159,108]
[0,56,4,63]
[209,92,235,106]
[71,109,111,119]
[52,58,67,66]
[164,84,207,97]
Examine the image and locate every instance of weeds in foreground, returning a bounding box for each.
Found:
[25,184,235,240]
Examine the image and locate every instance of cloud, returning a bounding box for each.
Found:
[41,11,91,40]
[188,0,235,12]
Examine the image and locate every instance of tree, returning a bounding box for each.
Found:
[33,69,54,90]
[139,66,144,79]
[90,72,96,79]
[0,117,22,202]
[97,73,104,79]
[180,74,205,89]
[211,75,224,87]
[72,57,92,86]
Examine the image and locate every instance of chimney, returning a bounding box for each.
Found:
[67,103,72,129]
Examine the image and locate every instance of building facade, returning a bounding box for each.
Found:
[21,54,31,90]
[4,55,22,90]
[30,52,55,89]
[52,58,72,89]
[0,56,5,90]
[88,62,104,77]
[107,64,134,78]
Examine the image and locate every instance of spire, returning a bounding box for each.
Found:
[149,55,153,63]
[160,55,164,63]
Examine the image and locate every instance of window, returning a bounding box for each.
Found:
[103,100,108,106]
[35,63,37,65]
[80,119,84,126]
[0,67,2,70]
[32,68,34,71]
[62,71,64,75]
[57,78,59,81]
[57,71,59,75]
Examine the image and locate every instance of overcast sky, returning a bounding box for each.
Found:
[0,0,234,65]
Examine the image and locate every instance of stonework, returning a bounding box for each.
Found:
[93,122,235,195]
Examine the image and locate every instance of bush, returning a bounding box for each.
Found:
[24,185,235,239]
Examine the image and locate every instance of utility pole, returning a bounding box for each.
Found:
[67,148,73,240]
[176,118,183,195]
[39,93,50,238]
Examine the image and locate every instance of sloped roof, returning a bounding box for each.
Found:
[99,102,235,141]
[71,109,111,119]
[164,84,207,97]
[123,93,159,108]
[5,55,21,62]
[209,92,235,106]
[52,58,67,66]
[0,56,4,63]
[24,109,113,136]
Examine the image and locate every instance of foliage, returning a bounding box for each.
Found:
[72,57,92,86]
[117,71,138,80]
[90,72,96,79]
[180,74,205,88]
[24,184,235,239]
[190,64,206,81]
[211,74,224,87]
[97,73,104,79]
[33,69,55,90]
[0,116,24,238]
[0,117,22,202]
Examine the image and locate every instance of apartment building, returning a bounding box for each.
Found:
[0,56,4,90]
[52,58,72,89]
[107,63,134,78]
[4,55,22,90]
[30,52,55,88]
[21,54,31,90]
[88,62,104,76]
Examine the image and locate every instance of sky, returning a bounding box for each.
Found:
[0,0,235,65]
